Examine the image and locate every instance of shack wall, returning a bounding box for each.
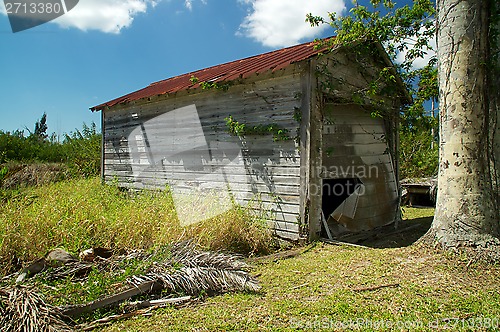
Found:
[102,70,305,240]
[321,103,399,233]
[307,47,402,238]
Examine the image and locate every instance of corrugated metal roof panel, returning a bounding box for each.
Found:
[91,39,329,111]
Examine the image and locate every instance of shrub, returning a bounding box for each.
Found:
[0,122,101,180]
[399,114,438,179]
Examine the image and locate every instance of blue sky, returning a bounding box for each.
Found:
[0,0,344,136]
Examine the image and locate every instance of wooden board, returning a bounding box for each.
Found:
[321,104,399,234]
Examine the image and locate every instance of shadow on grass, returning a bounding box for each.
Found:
[326,208,435,249]
[361,216,434,248]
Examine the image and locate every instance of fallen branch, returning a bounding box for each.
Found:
[60,280,163,317]
[291,283,309,290]
[6,242,261,330]
[320,238,372,249]
[77,296,192,331]
[352,283,400,292]
[128,295,192,309]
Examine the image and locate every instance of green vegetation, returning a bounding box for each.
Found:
[225,115,291,141]
[97,208,499,331]
[307,0,439,179]
[399,65,439,179]
[400,116,438,179]
[0,177,273,273]
[0,175,496,331]
[0,115,101,179]
[0,176,273,325]
[189,75,232,91]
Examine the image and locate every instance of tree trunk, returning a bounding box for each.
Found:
[429,0,500,247]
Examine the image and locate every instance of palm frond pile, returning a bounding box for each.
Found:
[128,241,260,295]
[0,285,73,332]
[2,241,260,330]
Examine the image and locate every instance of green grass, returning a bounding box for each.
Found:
[92,208,497,331]
[99,243,500,331]
[402,206,435,220]
[0,176,275,325]
[1,177,499,331]
[0,177,273,273]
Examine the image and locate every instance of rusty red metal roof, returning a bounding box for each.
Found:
[91,39,330,112]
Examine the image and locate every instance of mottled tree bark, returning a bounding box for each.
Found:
[429,0,500,247]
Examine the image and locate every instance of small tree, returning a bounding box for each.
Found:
[33,112,48,141]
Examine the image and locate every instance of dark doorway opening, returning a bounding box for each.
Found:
[321,178,362,237]
[322,178,362,218]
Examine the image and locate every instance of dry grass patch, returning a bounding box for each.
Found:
[0,177,273,275]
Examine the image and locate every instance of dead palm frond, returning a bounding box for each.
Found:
[130,265,260,295]
[0,285,73,332]
[169,240,249,270]
[58,242,259,320]
[6,241,260,329]
[128,241,260,295]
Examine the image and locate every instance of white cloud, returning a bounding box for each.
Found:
[238,0,345,48]
[53,0,159,34]
[183,0,208,11]
[0,1,209,33]
[394,27,437,70]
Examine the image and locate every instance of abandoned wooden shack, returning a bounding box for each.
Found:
[91,39,408,241]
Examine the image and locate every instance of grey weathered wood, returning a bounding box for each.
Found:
[100,48,402,241]
[62,280,163,317]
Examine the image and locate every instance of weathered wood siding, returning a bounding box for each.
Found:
[308,46,401,237]
[321,103,399,232]
[100,48,402,241]
[102,72,304,240]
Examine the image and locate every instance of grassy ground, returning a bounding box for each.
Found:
[95,208,500,332]
[1,176,499,331]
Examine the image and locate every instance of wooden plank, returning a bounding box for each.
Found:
[104,163,302,177]
[322,123,385,135]
[103,175,303,200]
[62,280,163,317]
[273,221,300,232]
[103,153,301,167]
[102,172,300,191]
[240,201,300,215]
[103,165,302,181]
[322,132,387,145]
[274,228,300,240]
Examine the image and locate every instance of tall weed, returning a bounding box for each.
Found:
[0,177,273,273]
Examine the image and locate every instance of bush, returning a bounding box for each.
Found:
[399,116,438,179]
[0,122,101,180]
[61,122,101,177]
